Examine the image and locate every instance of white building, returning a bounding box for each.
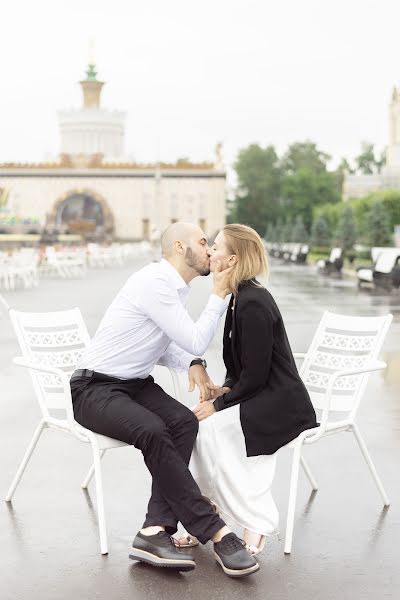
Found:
[0,64,226,240]
[344,85,400,199]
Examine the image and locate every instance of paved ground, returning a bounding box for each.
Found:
[0,256,399,600]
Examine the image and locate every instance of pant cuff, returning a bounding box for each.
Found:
[142,518,178,536]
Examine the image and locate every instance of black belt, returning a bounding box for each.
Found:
[70,369,94,380]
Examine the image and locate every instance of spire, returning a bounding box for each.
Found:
[79,61,104,108]
[85,63,98,81]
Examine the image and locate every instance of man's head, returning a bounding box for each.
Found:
[161,222,210,279]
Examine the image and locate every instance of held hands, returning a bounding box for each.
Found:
[188,364,215,402]
[193,401,216,421]
[206,383,231,399]
[212,260,234,299]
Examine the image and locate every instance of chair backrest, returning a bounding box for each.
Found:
[299,311,392,415]
[9,307,90,421]
[329,247,342,262]
[374,249,400,274]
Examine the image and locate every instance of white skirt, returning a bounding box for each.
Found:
[189,404,279,536]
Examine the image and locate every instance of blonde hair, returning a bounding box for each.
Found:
[222,224,269,293]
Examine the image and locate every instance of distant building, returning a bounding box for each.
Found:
[343,84,400,200]
[0,64,226,240]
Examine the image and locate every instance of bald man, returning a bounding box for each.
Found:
[70,222,259,577]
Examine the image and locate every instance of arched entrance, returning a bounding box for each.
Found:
[50,189,114,240]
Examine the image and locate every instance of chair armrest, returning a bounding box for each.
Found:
[305,360,387,444]
[13,356,70,380]
[328,360,387,383]
[167,367,183,403]
[12,356,90,441]
[293,352,307,359]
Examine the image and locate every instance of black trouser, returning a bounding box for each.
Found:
[70,371,225,544]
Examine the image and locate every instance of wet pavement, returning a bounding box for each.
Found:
[0,256,399,600]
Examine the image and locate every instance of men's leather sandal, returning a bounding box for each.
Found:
[129,531,196,571]
[214,532,259,578]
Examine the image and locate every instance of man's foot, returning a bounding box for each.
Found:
[214,532,259,578]
[129,531,196,571]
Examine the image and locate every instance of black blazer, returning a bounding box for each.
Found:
[213,280,317,456]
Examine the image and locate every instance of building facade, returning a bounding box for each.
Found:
[343,84,400,199]
[0,64,226,240]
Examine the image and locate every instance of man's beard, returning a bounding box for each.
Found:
[185,247,210,276]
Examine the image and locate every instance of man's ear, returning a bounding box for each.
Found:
[173,240,184,255]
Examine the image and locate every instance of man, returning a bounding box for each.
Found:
[70,222,259,577]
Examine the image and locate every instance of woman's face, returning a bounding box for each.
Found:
[208,231,236,272]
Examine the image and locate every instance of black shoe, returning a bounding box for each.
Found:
[129,531,196,571]
[214,532,259,578]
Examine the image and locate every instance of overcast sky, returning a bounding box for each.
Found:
[1,0,399,179]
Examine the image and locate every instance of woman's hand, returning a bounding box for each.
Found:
[206,383,231,399]
[193,401,216,421]
[212,261,234,298]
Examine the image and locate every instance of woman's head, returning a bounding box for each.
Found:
[209,224,269,292]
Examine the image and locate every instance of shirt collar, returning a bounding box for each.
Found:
[159,259,189,291]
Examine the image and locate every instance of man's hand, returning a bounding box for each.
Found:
[212,260,234,299]
[206,383,231,399]
[188,365,214,402]
[193,401,216,421]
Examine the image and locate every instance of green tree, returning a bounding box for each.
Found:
[274,217,284,242]
[282,167,340,231]
[355,142,386,174]
[366,201,393,246]
[281,219,293,242]
[265,222,276,242]
[291,215,309,243]
[233,144,282,234]
[281,141,331,173]
[334,206,357,251]
[311,215,331,247]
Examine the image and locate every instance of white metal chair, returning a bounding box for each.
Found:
[284,310,393,554]
[5,307,182,555]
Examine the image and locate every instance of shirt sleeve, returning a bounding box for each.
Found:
[157,341,196,372]
[141,274,229,356]
[213,299,274,411]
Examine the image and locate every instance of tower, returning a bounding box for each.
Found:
[58,63,126,161]
[385,86,400,172]
[79,63,104,108]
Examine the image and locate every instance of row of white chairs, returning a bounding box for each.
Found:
[4,306,392,555]
[0,243,144,289]
[0,248,40,290]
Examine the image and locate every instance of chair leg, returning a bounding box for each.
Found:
[300,456,318,491]
[5,420,46,502]
[81,450,106,489]
[91,439,108,554]
[284,443,302,554]
[351,423,390,506]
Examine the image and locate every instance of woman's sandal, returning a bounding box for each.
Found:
[174,534,199,548]
[244,534,266,556]
[174,498,218,548]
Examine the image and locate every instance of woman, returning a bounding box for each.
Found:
[177,224,317,554]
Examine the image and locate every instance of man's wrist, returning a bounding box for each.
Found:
[189,358,207,369]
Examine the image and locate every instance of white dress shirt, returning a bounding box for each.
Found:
[78,259,229,379]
